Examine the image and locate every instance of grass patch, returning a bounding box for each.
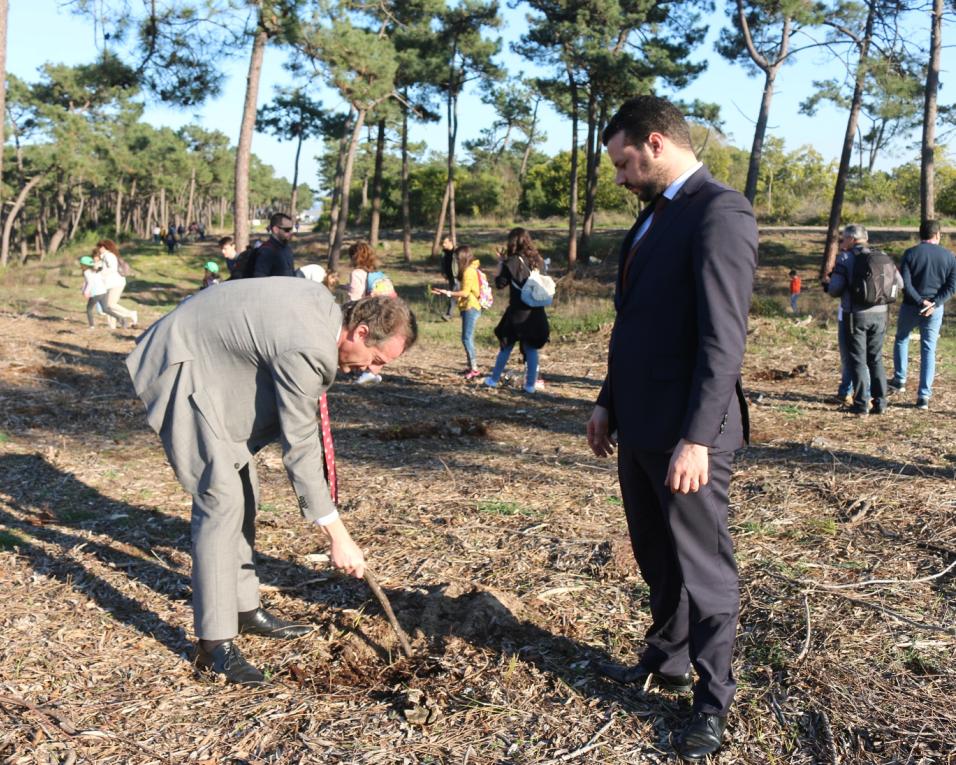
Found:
[477,499,533,517]
[0,529,24,549]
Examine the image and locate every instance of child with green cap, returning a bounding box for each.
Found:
[201,261,221,290]
[80,252,115,329]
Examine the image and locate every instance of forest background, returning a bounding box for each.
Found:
[0,0,955,275]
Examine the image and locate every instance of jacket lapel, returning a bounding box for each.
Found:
[619,166,713,302]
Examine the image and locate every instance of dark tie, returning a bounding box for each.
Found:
[318,392,338,504]
[622,194,670,286]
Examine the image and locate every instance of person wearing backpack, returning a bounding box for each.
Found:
[888,219,956,410]
[827,224,902,415]
[432,245,487,379]
[483,227,550,394]
[97,239,138,329]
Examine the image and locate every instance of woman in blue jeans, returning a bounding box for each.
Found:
[484,228,549,394]
[432,246,484,379]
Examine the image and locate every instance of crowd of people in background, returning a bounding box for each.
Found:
[823,220,955,414]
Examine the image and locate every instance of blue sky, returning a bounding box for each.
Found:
[9,1,953,198]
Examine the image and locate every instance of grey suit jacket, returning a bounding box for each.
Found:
[126,277,341,523]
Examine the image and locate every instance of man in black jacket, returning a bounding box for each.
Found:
[586,96,757,762]
[252,213,296,278]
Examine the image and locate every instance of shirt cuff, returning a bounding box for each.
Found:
[313,509,340,527]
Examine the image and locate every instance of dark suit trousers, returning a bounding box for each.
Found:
[617,444,739,716]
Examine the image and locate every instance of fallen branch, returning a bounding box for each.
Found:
[793,593,812,664]
[539,715,615,764]
[365,568,414,659]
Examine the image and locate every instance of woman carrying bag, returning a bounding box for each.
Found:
[484,228,550,394]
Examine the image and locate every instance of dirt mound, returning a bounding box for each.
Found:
[394,582,534,642]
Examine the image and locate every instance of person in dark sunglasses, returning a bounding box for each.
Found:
[252,212,297,277]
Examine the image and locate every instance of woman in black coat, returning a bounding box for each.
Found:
[484,227,549,393]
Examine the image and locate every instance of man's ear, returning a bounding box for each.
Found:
[646,132,666,156]
[354,323,370,343]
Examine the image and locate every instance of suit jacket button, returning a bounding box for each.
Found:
[234,462,241,469]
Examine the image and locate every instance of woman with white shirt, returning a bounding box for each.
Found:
[97,239,138,328]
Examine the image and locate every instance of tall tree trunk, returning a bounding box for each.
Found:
[327,109,354,253]
[145,193,156,235]
[70,192,86,240]
[431,183,451,257]
[566,63,580,272]
[737,0,791,205]
[114,184,123,238]
[186,166,196,225]
[160,186,167,228]
[746,65,780,204]
[290,130,303,216]
[820,3,875,281]
[0,0,8,212]
[123,178,137,233]
[234,16,269,252]
[369,119,385,247]
[920,0,943,220]
[329,107,367,271]
[448,92,459,246]
[401,100,412,263]
[0,174,43,267]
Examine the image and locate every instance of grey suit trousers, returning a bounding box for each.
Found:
[190,458,261,640]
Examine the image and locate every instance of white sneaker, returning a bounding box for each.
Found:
[356,371,381,385]
[130,311,138,328]
[483,377,498,388]
[534,377,546,391]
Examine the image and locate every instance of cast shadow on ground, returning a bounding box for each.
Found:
[0,452,681,727]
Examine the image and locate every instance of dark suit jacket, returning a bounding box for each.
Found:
[597,166,757,452]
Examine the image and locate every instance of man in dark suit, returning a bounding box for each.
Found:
[586,96,757,761]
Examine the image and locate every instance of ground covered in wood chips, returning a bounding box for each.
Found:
[0,231,954,764]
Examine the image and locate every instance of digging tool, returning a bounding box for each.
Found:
[364,568,415,659]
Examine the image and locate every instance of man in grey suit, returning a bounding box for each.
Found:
[586,96,757,761]
[127,279,417,684]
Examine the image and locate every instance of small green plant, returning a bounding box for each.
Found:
[750,296,788,318]
[606,495,623,506]
[0,431,10,443]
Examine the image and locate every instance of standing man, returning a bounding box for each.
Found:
[253,212,297,277]
[126,281,417,684]
[826,224,902,416]
[586,96,757,762]
[888,219,956,410]
[439,236,458,320]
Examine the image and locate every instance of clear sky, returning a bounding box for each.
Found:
[9,1,953,203]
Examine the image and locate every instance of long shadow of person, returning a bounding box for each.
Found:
[0,452,681,728]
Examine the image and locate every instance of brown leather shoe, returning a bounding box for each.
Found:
[238,608,313,639]
[674,712,727,761]
[593,659,693,692]
[194,640,265,685]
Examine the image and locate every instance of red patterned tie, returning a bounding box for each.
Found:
[318,393,338,504]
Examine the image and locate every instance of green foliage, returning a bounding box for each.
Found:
[0,529,23,550]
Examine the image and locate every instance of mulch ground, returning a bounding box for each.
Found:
[0,288,953,764]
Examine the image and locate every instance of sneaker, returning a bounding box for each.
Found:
[464,369,482,380]
[887,381,905,395]
[129,311,138,329]
[534,377,546,391]
[840,395,854,408]
[916,398,929,410]
[871,403,886,415]
[483,377,498,388]
[849,404,869,416]
[356,371,381,385]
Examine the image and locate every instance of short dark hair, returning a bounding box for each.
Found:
[603,95,694,151]
[920,219,941,240]
[269,212,293,229]
[218,236,234,248]
[342,296,418,350]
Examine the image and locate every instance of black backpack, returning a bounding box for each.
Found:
[850,248,898,307]
[229,245,261,279]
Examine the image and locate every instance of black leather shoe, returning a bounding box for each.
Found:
[594,660,693,692]
[674,712,727,761]
[238,608,313,639]
[194,640,265,685]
